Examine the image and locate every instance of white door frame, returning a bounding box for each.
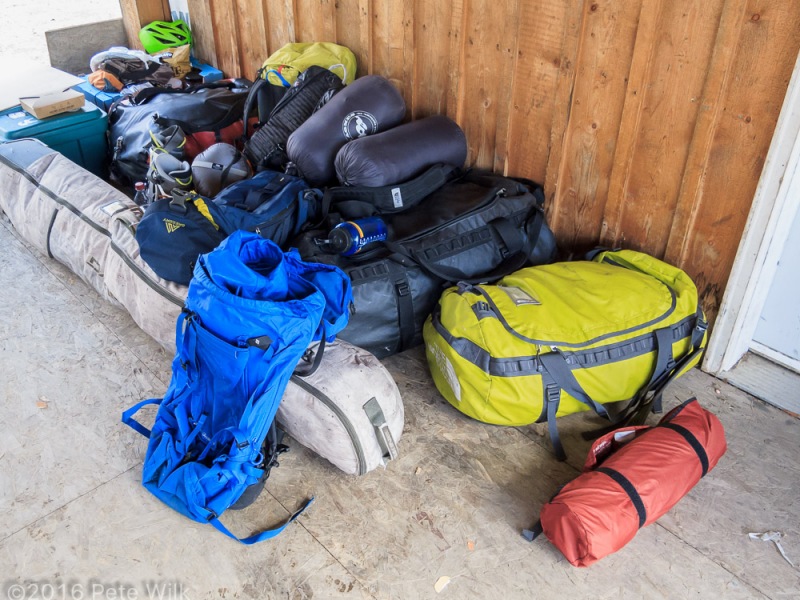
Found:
[703,49,800,375]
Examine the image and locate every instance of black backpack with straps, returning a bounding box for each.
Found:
[242,66,344,171]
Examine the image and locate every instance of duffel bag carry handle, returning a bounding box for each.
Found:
[324,164,461,218]
[152,100,245,136]
[293,333,327,377]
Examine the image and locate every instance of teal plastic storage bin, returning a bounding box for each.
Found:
[0,101,108,177]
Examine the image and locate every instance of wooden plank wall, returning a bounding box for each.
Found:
[120,0,171,50]
[152,0,800,323]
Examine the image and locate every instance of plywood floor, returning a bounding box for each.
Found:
[1,215,798,599]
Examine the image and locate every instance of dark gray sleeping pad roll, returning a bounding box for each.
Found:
[334,115,467,187]
[286,75,406,186]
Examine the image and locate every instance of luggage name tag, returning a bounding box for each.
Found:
[100,200,128,216]
[498,285,540,306]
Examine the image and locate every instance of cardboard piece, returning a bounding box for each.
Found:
[20,89,85,120]
[0,60,83,112]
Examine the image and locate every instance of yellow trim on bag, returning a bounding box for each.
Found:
[192,198,220,230]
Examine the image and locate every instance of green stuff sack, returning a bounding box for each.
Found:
[423,249,708,459]
[262,42,357,87]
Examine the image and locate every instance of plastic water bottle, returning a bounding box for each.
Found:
[325,217,389,256]
[133,181,148,206]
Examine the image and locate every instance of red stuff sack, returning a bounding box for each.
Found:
[524,398,727,566]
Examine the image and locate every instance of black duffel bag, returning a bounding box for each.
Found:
[294,231,445,358]
[295,169,558,358]
[109,81,252,187]
[336,169,558,283]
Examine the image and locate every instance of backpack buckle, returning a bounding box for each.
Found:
[395,281,410,297]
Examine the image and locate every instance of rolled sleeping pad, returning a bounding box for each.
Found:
[286,75,406,185]
[334,115,467,187]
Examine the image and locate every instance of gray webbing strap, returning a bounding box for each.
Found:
[326,164,458,215]
[386,260,415,352]
[643,327,676,414]
[539,353,610,419]
[363,397,398,464]
[539,352,611,461]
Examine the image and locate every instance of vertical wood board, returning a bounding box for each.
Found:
[119,0,170,50]
[208,0,242,78]
[235,0,269,81]
[505,0,574,183]
[294,0,337,43]
[673,0,800,320]
[612,0,726,257]
[548,0,643,247]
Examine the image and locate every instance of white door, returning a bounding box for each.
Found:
[704,49,800,413]
[751,203,800,372]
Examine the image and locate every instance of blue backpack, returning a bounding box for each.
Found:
[136,169,320,285]
[123,231,353,543]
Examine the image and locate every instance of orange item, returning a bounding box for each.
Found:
[88,70,124,92]
[526,398,727,567]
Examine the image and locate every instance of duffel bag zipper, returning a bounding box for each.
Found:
[469,281,677,350]
[289,374,367,476]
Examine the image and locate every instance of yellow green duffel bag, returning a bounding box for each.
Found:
[423,249,708,459]
[262,42,357,87]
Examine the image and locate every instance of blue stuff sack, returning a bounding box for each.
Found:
[123,231,352,543]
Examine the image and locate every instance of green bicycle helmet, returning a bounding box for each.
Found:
[139,20,192,54]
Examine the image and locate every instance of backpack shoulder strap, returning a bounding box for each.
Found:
[241,74,268,140]
[207,497,314,544]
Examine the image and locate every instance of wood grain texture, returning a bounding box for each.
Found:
[547,0,641,248]
[669,0,800,321]
[455,0,521,169]
[119,0,170,50]
[601,0,664,248]
[265,0,298,52]
[610,0,726,256]
[295,0,337,43]
[409,2,452,118]
[664,0,750,267]
[208,0,242,78]
[125,0,800,325]
[542,0,585,225]
[335,0,372,78]
[234,0,269,81]
[505,0,572,182]
[186,0,217,66]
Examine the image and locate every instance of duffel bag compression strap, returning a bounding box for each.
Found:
[544,309,708,460]
[467,285,708,460]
